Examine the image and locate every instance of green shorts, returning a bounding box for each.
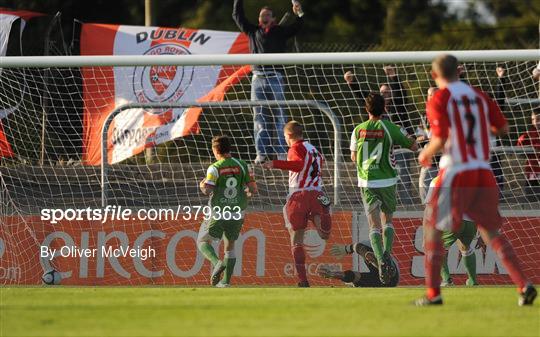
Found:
[197,218,244,242]
[361,185,397,214]
[442,220,477,249]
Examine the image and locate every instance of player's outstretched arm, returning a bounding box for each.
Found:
[232,0,256,33]
[280,1,304,38]
[262,159,303,172]
[344,71,367,101]
[262,147,304,172]
[390,123,418,153]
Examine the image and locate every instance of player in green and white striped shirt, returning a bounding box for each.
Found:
[350,93,417,284]
[198,135,258,287]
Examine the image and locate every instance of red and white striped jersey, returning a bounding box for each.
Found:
[427,81,507,171]
[272,140,324,194]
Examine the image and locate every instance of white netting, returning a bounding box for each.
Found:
[0,53,539,286]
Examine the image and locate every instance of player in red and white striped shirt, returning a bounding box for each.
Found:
[263,121,332,287]
[416,54,536,306]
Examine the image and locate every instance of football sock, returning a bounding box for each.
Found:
[198,242,219,266]
[425,240,444,299]
[461,248,477,284]
[490,235,527,289]
[427,287,441,300]
[369,229,384,264]
[382,223,395,255]
[222,250,236,284]
[440,253,451,283]
[292,244,308,283]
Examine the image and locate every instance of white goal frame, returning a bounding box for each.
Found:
[100,100,342,207]
[1,49,538,67]
[1,48,539,210]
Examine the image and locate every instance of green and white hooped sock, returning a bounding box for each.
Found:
[198,242,219,266]
[222,250,237,285]
[382,223,395,255]
[369,229,384,264]
[461,247,477,283]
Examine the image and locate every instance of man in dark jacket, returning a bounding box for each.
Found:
[233,0,304,163]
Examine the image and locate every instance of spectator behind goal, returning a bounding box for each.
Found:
[232,0,304,164]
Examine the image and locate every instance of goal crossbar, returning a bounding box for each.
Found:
[1,49,539,68]
[101,100,342,207]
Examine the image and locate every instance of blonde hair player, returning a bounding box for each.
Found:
[262,121,332,287]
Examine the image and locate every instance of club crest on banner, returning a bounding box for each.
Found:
[133,44,194,113]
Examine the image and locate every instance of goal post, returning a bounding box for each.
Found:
[101,100,342,207]
[1,49,539,67]
[0,49,539,286]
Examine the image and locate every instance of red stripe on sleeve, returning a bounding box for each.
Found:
[272,160,304,172]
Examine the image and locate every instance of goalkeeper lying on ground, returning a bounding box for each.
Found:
[318,242,399,287]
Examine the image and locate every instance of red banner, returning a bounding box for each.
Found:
[80,24,249,165]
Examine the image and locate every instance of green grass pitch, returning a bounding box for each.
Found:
[1,287,538,337]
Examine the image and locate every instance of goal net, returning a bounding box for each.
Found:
[0,51,539,286]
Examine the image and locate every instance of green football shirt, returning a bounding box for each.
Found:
[205,157,253,211]
[350,119,414,188]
